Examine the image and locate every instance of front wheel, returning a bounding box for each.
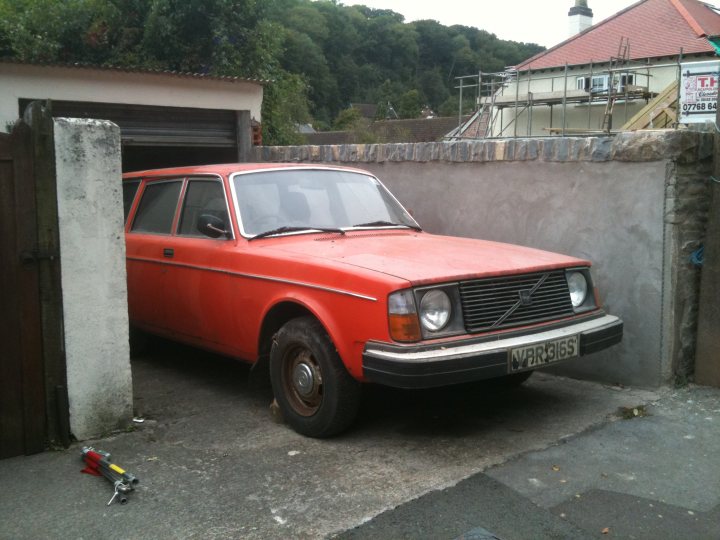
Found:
[269,317,360,437]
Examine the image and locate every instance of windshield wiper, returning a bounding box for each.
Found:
[249,225,346,241]
[352,220,422,232]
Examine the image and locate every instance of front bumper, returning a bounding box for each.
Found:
[362,313,623,389]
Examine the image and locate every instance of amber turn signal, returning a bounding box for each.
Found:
[388,290,421,342]
[389,313,422,342]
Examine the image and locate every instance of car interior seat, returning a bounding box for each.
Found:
[280,191,311,223]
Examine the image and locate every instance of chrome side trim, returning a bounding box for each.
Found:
[126,256,378,302]
[365,314,621,363]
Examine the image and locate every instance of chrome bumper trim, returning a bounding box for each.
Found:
[365,314,621,363]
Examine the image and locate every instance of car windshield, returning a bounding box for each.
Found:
[232,169,420,237]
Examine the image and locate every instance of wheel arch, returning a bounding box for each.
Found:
[257,301,317,368]
[256,291,376,381]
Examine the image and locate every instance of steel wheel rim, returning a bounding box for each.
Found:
[282,345,323,416]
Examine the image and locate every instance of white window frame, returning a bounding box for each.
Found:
[576,75,610,92]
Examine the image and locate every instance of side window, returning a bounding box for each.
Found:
[131,180,182,234]
[178,179,230,237]
[122,180,141,223]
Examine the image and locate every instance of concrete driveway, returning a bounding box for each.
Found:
[1,341,709,540]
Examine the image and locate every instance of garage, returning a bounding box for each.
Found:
[0,62,264,457]
[1,60,265,171]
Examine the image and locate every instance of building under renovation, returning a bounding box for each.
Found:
[448,0,720,139]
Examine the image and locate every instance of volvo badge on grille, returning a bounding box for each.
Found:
[518,289,534,306]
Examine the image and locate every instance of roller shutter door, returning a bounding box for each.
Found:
[20,100,238,148]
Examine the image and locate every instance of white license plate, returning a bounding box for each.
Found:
[509,335,579,372]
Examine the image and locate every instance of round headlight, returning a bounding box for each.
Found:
[567,272,588,308]
[419,290,451,332]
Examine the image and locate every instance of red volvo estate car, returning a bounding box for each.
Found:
[123,164,623,437]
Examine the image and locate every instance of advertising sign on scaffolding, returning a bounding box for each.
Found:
[679,61,719,124]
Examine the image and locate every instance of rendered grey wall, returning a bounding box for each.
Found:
[259,132,712,387]
[366,160,665,386]
[54,118,132,439]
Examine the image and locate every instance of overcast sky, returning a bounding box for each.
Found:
[348,0,638,47]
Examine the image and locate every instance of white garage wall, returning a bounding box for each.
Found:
[0,63,263,132]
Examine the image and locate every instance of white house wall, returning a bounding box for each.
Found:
[0,63,263,132]
[492,62,682,136]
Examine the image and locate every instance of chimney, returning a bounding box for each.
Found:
[568,0,593,36]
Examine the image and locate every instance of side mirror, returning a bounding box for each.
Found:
[197,214,230,239]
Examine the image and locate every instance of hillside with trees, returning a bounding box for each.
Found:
[0,0,544,145]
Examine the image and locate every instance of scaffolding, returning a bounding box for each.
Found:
[445,44,685,140]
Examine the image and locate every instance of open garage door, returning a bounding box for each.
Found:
[19,100,253,171]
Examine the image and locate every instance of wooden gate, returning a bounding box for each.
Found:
[0,105,69,458]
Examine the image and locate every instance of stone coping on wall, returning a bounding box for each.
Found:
[258,130,712,165]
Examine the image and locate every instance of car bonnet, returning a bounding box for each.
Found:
[258,231,589,286]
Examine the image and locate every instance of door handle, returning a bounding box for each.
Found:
[163,248,174,258]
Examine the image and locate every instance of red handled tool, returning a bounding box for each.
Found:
[81,447,139,505]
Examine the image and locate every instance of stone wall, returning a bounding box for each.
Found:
[257,131,713,387]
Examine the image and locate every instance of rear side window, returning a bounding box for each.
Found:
[178,179,230,237]
[122,180,141,223]
[131,180,182,234]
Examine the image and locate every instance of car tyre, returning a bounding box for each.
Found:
[270,317,360,438]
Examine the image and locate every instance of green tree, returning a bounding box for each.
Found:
[418,68,450,110]
[438,95,475,117]
[280,28,340,123]
[0,0,125,63]
[262,71,311,146]
[333,107,361,130]
[139,0,279,77]
[398,89,422,119]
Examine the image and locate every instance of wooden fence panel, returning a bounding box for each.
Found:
[0,105,69,458]
[0,125,47,458]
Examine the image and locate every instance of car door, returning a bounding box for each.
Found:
[162,177,242,353]
[125,178,183,333]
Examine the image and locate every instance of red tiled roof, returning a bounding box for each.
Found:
[371,116,468,142]
[516,0,720,70]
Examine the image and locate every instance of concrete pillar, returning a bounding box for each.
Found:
[53,118,133,439]
[695,129,720,387]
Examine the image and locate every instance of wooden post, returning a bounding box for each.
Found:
[695,93,720,387]
[236,110,253,163]
[24,102,70,445]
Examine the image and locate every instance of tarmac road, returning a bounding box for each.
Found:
[1,341,716,539]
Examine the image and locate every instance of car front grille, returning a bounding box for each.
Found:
[459,270,574,333]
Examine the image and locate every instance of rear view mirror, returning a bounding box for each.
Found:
[197,214,230,239]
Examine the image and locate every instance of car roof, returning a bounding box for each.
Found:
[122,162,368,180]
